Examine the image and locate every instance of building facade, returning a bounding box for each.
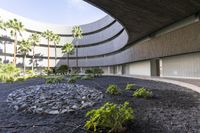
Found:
[0,8,200,79]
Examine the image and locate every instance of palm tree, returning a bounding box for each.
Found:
[0,17,6,33]
[18,39,32,73]
[0,18,8,62]
[28,33,40,72]
[42,30,54,70]
[62,43,74,67]
[52,34,60,67]
[72,26,83,70]
[5,18,24,66]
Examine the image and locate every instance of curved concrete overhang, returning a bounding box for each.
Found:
[85,0,200,44]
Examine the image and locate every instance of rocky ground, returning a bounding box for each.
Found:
[0,76,200,133]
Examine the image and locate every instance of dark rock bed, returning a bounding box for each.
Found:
[0,76,199,133]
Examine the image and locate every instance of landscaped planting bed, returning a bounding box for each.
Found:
[0,76,199,133]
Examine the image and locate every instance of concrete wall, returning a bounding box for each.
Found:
[161,53,200,78]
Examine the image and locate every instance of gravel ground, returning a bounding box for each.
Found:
[0,76,200,133]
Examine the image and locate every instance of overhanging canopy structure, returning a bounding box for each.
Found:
[85,0,200,44]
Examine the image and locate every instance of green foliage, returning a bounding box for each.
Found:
[85,68,104,77]
[44,68,53,75]
[68,75,80,83]
[81,74,94,80]
[72,26,83,39]
[125,83,135,90]
[62,43,74,54]
[85,102,134,132]
[57,65,68,75]
[0,63,20,83]
[133,87,152,98]
[106,84,120,95]
[45,76,64,84]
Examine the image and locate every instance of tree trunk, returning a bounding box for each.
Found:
[23,54,26,74]
[13,34,17,66]
[4,41,6,63]
[32,45,35,72]
[54,43,57,67]
[48,39,50,70]
[67,53,69,67]
[76,40,78,70]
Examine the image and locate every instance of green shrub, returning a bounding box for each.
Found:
[81,74,94,80]
[43,68,53,75]
[133,87,152,98]
[0,63,21,83]
[85,69,93,75]
[45,76,65,84]
[68,75,80,83]
[85,102,134,132]
[125,83,135,90]
[57,65,68,75]
[106,84,120,95]
[85,68,104,77]
[26,69,34,75]
[93,68,104,76]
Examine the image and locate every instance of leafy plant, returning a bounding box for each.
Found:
[85,68,104,77]
[133,87,152,98]
[85,102,134,132]
[68,75,80,83]
[106,84,120,95]
[81,74,94,80]
[57,65,68,75]
[43,68,53,75]
[45,76,64,84]
[0,63,21,83]
[125,83,135,90]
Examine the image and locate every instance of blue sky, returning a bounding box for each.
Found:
[0,0,106,25]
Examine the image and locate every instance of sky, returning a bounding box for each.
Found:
[0,0,107,25]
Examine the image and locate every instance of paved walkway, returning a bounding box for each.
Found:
[116,75,200,94]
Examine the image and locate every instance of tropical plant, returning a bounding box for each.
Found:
[125,83,135,90]
[42,30,54,69]
[85,68,104,77]
[106,84,120,95]
[28,33,40,72]
[0,17,6,35]
[62,42,74,67]
[5,18,24,66]
[57,64,68,75]
[72,26,83,70]
[68,75,80,83]
[0,63,21,82]
[52,34,60,67]
[85,102,134,132]
[133,87,152,98]
[81,74,94,80]
[45,76,65,84]
[18,39,32,73]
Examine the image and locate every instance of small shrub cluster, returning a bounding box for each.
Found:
[43,68,53,75]
[68,75,80,83]
[85,68,104,77]
[85,102,134,132]
[0,63,21,83]
[125,83,135,90]
[45,76,65,84]
[133,87,152,98]
[81,74,94,80]
[56,65,68,75]
[106,84,120,95]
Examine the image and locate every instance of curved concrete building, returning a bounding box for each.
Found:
[1,0,200,79]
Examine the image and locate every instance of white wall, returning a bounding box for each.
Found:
[128,61,151,76]
[161,52,200,78]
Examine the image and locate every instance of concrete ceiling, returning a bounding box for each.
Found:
[85,0,200,44]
